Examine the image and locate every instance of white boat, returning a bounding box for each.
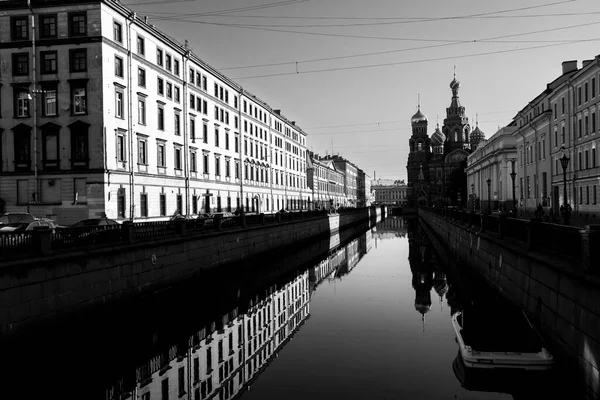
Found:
[451,304,553,371]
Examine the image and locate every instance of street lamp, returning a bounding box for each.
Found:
[471,183,475,212]
[486,178,492,213]
[559,146,571,225]
[510,160,517,215]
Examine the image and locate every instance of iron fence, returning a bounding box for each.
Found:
[0,231,33,256]
[51,225,124,251]
[135,221,178,240]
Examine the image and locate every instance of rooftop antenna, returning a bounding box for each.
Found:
[454,64,456,79]
[418,94,421,111]
[476,113,479,127]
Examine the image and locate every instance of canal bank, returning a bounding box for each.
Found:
[0,207,384,338]
[418,209,598,400]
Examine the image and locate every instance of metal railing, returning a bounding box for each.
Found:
[0,207,359,259]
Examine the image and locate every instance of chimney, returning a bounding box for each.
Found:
[582,59,594,68]
[562,60,577,75]
[274,109,281,115]
[291,121,295,126]
[144,16,148,24]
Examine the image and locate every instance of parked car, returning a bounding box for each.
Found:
[204,212,236,227]
[0,212,35,225]
[0,222,29,232]
[26,220,63,232]
[70,218,119,227]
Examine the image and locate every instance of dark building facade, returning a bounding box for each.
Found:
[407,74,484,207]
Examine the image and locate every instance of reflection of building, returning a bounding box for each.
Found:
[372,217,407,240]
[115,271,310,400]
[407,220,434,329]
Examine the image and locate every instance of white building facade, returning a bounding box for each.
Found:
[0,0,311,224]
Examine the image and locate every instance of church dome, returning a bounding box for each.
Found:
[450,77,460,90]
[470,125,485,144]
[411,109,428,124]
[431,125,445,146]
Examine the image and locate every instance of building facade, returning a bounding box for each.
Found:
[0,0,312,224]
[306,152,345,210]
[320,154,358,207]
[371,180,408,205]
[465,125,517,212]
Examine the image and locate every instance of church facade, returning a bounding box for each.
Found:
[407,74,485,207]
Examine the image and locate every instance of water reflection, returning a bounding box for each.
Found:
[104,228,373,400]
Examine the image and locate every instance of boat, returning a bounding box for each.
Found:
[451,303,553,371]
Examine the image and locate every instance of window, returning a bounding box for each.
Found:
[578,86,582,106]
[138,67,146,87]
[593,112,596,133]
[160,193,166,216]
[202,76,207,91]
[165,54,172,72]
[579,119,583,138]
[225,159,230,177]
[71,82,87,115]
[41,128,59,172]
[190,150,197,172]
[157,142,166,167]
[192,195,198,214]
[113,21,122,43]
[12,16,28,40]
[69,12,87,36]
[178,367,185,397]
[593,78,596,98]
[553,103,556,119]
[12,53,29,76]
[561,126,565,143]
[138,97,146,125]
[166,82,172,99]
[593,147,597,168]
[225,132,229,150]
[203,153,209,174]
[70,121,90,168]
[115,88,124,119]
[215,156,220,176]
[13,125,31,171]
[137,36,145,55]
[15,90,30,118]
[214,127,219,147]
[115,56,124,77]
[561,97,565,114]
[41,51,58,74]
[190,118,196,142]
[585,82,589,103]
[190,94,195,110]
[40,15,57,39]
[157,104,165,130]
[156,48,163,66]
[43,89,57,117]
[174,112,181,136]
[157,78,164,96]
[203,122,208,144]
[140,192,148,217]
[69,48,87,72]
[585,115,589,135]
[174,147,182,170]
[586,150,589,169]
[174,86,180,103]
[138,137,147,164]
[174,59,180,76]
[235,161,240,178]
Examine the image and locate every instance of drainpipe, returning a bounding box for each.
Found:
[28,0,40,210]
[182,44,190,217]
[566,79,576,212]
[516,119,527,211]
[238,89,244,217]
[127,12,135,221]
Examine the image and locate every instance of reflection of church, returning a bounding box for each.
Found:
[407,71,486,207]
[407,220,449,331]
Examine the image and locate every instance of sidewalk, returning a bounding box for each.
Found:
[514,209,599,228]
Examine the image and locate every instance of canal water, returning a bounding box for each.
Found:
[1,216,575,399]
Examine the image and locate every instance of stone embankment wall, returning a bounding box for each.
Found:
[419,209,599,400]
[0,207,383,338]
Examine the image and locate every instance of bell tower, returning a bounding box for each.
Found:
[443,67,470,153]
[407,97,431,206]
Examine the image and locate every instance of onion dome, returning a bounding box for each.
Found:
[450,76,460,90]
[411,108,428,124]
[431,124,446,146]
[415,303,432,315]
[470,124,485,145]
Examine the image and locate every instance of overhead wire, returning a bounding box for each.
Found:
[230,37,600,79]
[218,20,600,70]
[125,0,311,16]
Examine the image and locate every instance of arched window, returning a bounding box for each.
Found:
[417,142,423,151]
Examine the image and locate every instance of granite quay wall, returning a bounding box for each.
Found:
[0,206,384,338]
[419,208,600,400]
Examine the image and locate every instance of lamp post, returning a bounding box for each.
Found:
[471,183,475,212]
[486,178,492,213]
[559,146,571,225]
[510,161,517,215]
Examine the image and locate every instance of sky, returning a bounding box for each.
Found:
[123,0,600,181]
